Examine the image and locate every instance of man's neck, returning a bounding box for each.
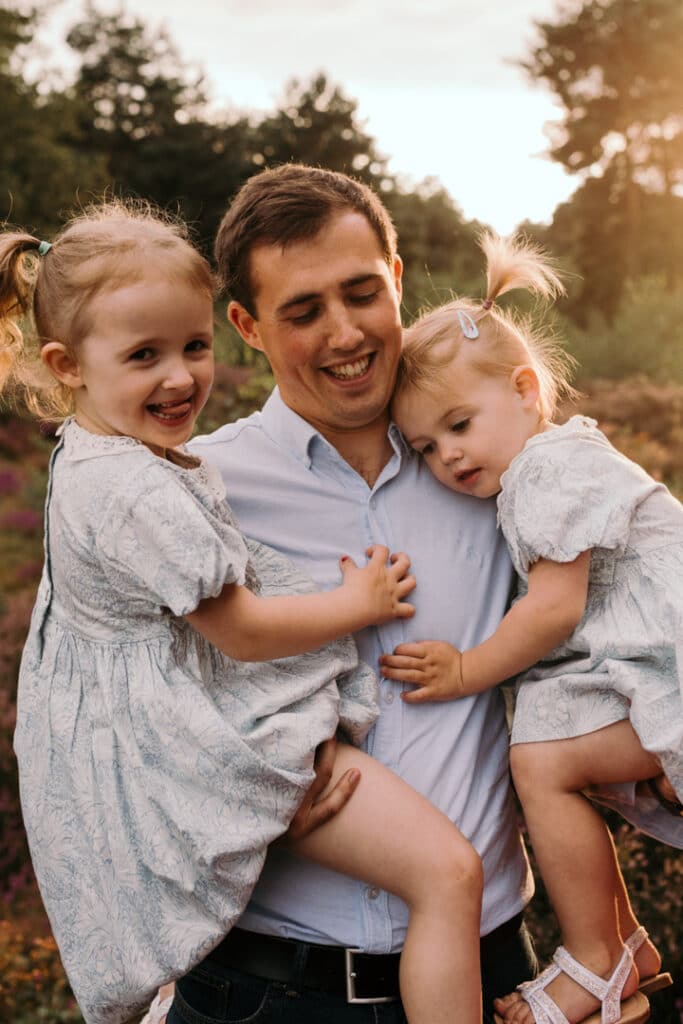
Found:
[321,416,394,488]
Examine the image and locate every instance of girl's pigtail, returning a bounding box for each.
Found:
[0,233,43,394]
[480,231,565,307]
[478,232,575,417]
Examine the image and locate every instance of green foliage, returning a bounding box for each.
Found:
[523,0,683,319]
[254,74,393,192]
[64,3,255,253]
[564,278,683,384]
[385,182,484,319]
[0,4,107,234]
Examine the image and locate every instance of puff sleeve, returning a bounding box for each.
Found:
[498,421,661,576]
[95,462,251,616]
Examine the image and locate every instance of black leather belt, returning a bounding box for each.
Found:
[208,914,523,1004]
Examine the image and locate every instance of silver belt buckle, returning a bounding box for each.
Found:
[344,947,397,1004]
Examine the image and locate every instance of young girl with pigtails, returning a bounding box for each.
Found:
[3,202,485,1024]
[384,232,683,1024]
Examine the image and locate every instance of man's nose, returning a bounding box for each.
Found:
[326,305,364,350]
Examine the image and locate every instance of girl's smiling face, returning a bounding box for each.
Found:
[46,274,215,455]
[393,356,543,498]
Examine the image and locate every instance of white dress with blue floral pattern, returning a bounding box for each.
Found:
[14,419,378,1024]
[498,416,683,849]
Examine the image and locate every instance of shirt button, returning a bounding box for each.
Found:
[367,886,380,900]
[384,688,395,704]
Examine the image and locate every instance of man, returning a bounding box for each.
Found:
[169,164,535,1023]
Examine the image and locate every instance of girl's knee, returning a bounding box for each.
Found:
[427,830,483,897]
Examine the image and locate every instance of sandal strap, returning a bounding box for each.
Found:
[553,945,633,1024]
[517,962,569,1024]
[624,927,647,956]
[523,986,571,1024]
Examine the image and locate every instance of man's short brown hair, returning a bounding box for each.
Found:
[215,164,398,316]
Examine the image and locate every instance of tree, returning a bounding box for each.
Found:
[65,3,254,251]
[0,3,105,234]
[523,0,683,316]
[255,74,394,192]
[385,182,483,318]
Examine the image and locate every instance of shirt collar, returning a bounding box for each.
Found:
[260,387,409,470]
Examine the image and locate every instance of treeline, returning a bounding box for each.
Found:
[2,0,683,378]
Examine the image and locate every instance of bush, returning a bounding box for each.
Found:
[565,278,683,386]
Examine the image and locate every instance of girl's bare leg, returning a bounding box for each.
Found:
[495,721,661,1024]
[292,743,484,1024]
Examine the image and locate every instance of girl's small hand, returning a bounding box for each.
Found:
[379,641,464,702]
[339,545,415,625]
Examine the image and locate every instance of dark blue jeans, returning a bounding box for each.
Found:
[166,917,538,1024]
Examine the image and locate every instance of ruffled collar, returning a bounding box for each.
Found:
[56,418,224,498]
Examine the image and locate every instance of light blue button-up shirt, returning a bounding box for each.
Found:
[191,388,533,949]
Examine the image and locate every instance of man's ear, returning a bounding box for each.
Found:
[228,301,264,354]
[41,342,83,388]
[511,365,540,408]
[392,254,403,303]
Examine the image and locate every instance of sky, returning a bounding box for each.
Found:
[40,0,577,234]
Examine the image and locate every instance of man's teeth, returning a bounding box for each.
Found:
[327,356,371,380]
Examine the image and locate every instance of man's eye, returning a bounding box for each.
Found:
[417,442,434,456]
[289,307,319,325]
[350,289,379,305]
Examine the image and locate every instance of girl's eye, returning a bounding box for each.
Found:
[186,339,210,352]
[450,418,470,433]
[130,347,154,362]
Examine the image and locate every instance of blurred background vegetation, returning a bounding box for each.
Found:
[1,0,682,1020]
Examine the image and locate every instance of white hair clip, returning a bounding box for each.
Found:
[456,310,479,339]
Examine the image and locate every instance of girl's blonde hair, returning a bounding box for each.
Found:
[395,231,576,419]
[0,199,213,419]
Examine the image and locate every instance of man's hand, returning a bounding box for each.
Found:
[285,738,360,840]
[379,640,465,702]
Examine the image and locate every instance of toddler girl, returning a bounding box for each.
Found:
[3,203,483,1024]
[384,232,683,1024]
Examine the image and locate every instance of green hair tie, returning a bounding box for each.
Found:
[37,240,52,256]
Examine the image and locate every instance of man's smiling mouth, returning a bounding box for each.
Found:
[324,355,372,380]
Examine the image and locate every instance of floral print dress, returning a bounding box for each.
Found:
[14,419,378,1024]
[498,416,683,849]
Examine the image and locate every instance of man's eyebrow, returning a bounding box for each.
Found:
[275,274,384,316]
[276,292,320,316]
[341,272,383,289]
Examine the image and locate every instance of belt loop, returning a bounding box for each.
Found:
[285,940,310,997]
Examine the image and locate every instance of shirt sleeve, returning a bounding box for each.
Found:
[95,463,251,616]
[498,433,653,574]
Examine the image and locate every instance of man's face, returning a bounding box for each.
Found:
[229,211,403,439]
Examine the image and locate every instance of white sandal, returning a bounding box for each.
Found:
[493,944,650,1024]
[624,926,673,997]
[139,993,174,1024]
